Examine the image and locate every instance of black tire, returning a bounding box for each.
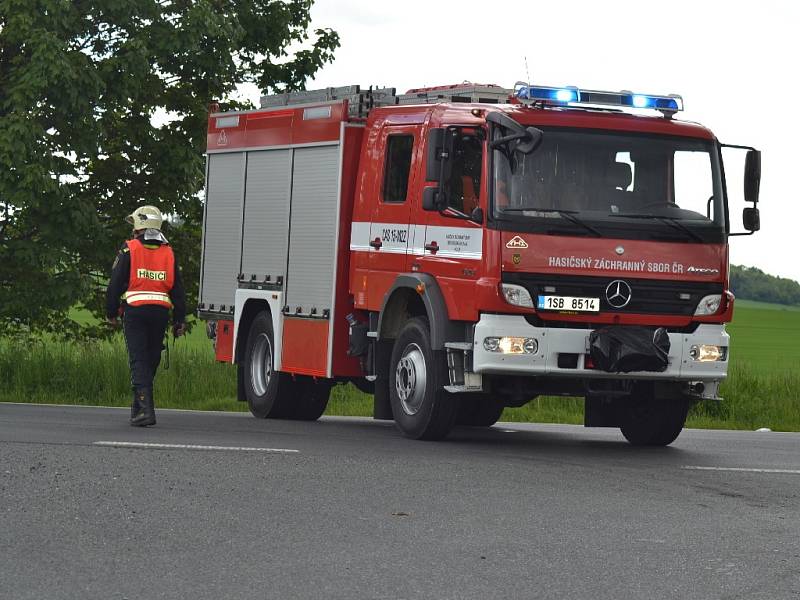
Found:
[242,311,294,419]
[288,377,332,421]
[389,317,457,440]
[619,383,689,446]
[456,395,505,427]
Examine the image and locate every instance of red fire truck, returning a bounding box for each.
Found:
[198,82,761,445]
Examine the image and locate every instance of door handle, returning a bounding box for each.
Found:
[424,241,439,254]
[369,237,383,249]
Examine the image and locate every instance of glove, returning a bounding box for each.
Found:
[172,322,187,338]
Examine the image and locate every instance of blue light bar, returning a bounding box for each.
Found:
[516,84,578,105]
[622,93,681,111]
[514,83,683,114]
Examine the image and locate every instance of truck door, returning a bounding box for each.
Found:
[367,124,421,310]
[416,126,485,296]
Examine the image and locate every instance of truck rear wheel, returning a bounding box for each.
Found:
[619,384,689,446]
[389,317,457,440]
[456,395,505,427]
[288,378,332,421]
[243,311,294,419]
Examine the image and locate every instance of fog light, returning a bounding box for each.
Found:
[483,337,501,352]
[689,344,727,362]
[484,336,537,354]
[499,337,526,354]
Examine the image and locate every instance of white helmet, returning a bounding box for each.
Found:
[126,205,164,230]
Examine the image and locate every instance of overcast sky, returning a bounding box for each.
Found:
[265,0,799,280]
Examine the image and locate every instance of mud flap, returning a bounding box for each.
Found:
[372,340,393,420]
[589,326,670,373]
[584,395,621,427]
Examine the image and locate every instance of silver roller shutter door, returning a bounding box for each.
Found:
[200,152,245,310]
[285,145,341,315]
[241,149,292,282]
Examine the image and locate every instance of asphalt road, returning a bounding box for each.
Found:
[1,403,799,600]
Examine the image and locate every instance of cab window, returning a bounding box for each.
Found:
[444,129,483,213]
[383,135,414,203]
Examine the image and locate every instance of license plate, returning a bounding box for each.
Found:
[537,295,600,312]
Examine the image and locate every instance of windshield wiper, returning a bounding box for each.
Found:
[613,213,704,243]
[500,208,602,237]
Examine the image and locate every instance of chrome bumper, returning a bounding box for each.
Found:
[472,314,729,384]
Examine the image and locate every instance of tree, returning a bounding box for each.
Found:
[730,265,800,306]
[0,0,339,337]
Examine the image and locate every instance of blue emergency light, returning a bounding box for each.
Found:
[514,83,683,115]
[516,85,579,103]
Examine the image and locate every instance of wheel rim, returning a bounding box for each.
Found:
[395,343,427,416]
[250,332,273,397]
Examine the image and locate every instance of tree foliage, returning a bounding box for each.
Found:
[0,0,338,337]
[730,265,800,306]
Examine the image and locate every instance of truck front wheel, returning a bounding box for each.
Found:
[619,384,689,446]
[389,317,457,440]
[456,395,505,427]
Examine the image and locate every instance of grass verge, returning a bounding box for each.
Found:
[1,334,798,431]
[0,335,243,413]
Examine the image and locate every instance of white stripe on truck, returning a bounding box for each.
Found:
[349,221,482,260]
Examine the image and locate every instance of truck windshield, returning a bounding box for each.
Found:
[492,128,726,242]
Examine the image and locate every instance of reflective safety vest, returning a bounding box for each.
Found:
[124,238,175,308]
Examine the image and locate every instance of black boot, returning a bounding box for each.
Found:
[130,390,141,420]
[130,387,156,427]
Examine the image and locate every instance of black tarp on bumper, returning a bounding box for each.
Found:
[589,326,670,373]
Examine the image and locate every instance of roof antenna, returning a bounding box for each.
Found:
[524,56,531,87]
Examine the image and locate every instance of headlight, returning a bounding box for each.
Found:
[501,283,534,308]
[695,294,722,316]
[689,344,727,362]
[483,336,538,354]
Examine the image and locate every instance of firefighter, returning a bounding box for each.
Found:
[106,205,186,427]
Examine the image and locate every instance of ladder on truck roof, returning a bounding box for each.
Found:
[398,83,512,105]
[260,85,399,118]
[259,83,514,118]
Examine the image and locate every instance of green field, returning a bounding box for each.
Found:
[1,300,798,431]
[724,299,799,373]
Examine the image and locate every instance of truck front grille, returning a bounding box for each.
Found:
[502,273,722,316]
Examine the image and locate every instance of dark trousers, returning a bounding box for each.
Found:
[123,305,169,391]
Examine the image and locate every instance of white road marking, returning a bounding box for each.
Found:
[93,441,299,454]
[683,466,800,474]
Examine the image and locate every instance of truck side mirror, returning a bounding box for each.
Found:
[742,206,760,232]
[438,128,457,201]
[744,149,761,204]
[487,112,544,155]
[723,143,762,237]
[516,127,544,154]
[423,127,456,210]
[422,186,444,211]
[426,128,445,182]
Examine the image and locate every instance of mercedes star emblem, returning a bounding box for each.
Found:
[605,280,632,308]
[615,245,625,255]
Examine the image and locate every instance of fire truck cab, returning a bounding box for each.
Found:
[199,82,761,445]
